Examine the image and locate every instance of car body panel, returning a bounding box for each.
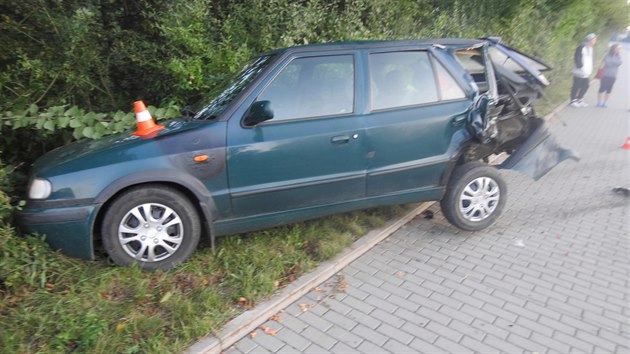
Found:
[363,48,470,196]
[226,51,367,217]
[18,119,231,258]
[364,101,470,196]
[213,181,444,236]
[17,38,575,261]
[18,204,99,259]
[227,115,368,216]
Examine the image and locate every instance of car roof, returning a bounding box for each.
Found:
[260,38,488,56]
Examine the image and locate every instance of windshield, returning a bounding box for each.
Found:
[194,55,275,120]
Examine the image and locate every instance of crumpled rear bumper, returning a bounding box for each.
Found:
[499,120,579,180]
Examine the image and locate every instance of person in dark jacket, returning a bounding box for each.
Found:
[570,33,597,108]
[596,44,623,108]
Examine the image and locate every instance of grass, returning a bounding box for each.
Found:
[0,205,408,353]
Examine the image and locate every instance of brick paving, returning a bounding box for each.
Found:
[225,49,630,353]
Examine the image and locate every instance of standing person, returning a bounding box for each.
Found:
[596,44,623,107]
[570,33,597,108]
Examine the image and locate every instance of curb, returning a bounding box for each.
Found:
[185,202,433,354]
[185,100,567,354]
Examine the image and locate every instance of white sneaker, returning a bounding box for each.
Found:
[578,100,589,107]
[570,101,581,108]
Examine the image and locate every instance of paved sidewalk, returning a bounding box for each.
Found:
[220,49,630,353]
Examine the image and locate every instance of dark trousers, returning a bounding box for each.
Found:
[570,76,589,101]
[598,76,616,94]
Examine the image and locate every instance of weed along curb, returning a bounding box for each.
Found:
[185,101,567,354]
[185,202,433,354]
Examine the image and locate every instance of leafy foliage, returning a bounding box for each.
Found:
[0,161,14,224]
[1,0,626,114]
[3,103,180,141]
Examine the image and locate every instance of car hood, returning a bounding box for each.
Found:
[32,119,204,175]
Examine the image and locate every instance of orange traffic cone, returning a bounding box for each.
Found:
[132,100,165,137]
[623,137,630,150]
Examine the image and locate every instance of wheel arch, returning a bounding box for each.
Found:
[92,169,217,251]
[439,128,480,188]
[440,140,497,188]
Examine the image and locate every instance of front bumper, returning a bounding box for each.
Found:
[17,202,101,260]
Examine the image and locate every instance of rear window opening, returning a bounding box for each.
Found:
[455,49,489,93]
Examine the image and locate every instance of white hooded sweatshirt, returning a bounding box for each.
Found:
[572,44,593,78]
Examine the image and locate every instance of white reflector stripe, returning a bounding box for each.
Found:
[136,110,152,122]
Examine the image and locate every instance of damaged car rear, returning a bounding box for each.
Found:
[445,38,576,179]
[18,38,577,270]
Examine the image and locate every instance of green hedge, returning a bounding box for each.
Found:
[1,0,625,112]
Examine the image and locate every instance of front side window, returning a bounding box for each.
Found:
[257,55,354,121]
[369,51,438,110]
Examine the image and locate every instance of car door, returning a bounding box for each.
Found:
[226,53,367,217]
[364,49,471,197]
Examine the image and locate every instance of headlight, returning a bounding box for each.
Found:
[28,178,52,199]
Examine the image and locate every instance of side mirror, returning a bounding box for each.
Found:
[243,100,274,126]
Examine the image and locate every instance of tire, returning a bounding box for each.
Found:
[440,162,506,231]
[101,185,201,270]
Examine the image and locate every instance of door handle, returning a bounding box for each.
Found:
[331,135,350,144]
[452,114,466,125]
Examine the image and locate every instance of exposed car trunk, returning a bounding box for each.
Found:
[451,38,577,180]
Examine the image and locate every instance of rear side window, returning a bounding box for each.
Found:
[369,51,438,110]
[257,55,354,121]
[434,60,466,100]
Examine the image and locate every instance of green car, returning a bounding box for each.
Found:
[18,38,576,270]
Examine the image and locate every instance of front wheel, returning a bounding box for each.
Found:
[101,185,201,270]
[440,162,506,231]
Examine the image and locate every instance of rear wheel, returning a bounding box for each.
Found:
[101,185,200,270]
[440,162,506,231]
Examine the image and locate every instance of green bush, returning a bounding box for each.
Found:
[2,0,626,114]
[0,161,13,224]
